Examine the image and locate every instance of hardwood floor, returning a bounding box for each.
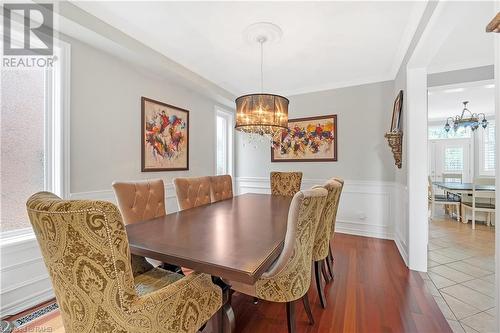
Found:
[10,234,451,333]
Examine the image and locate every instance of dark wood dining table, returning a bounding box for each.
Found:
[126,193,293,332]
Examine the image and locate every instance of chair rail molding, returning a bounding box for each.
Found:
[236,176,406,263]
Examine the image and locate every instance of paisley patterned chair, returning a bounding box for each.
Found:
[270,172,303,196]
[112,179,181,275]
[311,179,343,308]
[227,188,327,333]
[26,192,222,333]
[327,177,344,275]
[210,175,233,203]
[173,176,212,210]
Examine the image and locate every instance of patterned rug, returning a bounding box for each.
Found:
[9,302,58,329]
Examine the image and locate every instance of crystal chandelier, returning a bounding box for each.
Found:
[235,33,289,138]
[444,101,488,132]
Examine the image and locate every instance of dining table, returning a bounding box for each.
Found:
[432,181,495,222]
[126,193,293,333]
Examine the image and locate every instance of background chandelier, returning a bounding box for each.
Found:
[235,24,289,138]
[444,101,488,132]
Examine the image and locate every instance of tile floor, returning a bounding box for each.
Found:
[423,213,496,333]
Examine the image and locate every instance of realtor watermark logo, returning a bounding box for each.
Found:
[2,3,54,68]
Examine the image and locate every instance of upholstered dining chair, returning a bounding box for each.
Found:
[326,177,344,275]
[312,179,343,309]
[112,179,181,275]
[26,192,222,333]
[210,175,233,203]
[270,171,303,196]
[173,176,212,210]
[227,188,327,333]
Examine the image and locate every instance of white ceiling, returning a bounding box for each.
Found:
[428,81,495,121]
[73,1,426,96]
[428,1,495,73]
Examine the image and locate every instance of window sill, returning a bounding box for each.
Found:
[0,228,36,247]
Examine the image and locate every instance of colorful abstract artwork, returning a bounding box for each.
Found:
[141,97,189,171]
[271,115,337,162]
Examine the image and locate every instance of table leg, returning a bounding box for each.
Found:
[212,277,235,333]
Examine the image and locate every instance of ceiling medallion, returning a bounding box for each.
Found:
[235,22,289,139]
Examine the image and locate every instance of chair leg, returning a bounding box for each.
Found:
[286,301,296,333]
[301,293,314,325]
[325,255,334,282]
[314,261,327,309]
[253,297,258,305]
[456,204,460,222]
[472,210,476,230]
[328,244,334,267]
[321,258,332,283]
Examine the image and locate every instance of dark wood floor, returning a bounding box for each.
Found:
[9,234,452,333]
[231,233,452,333]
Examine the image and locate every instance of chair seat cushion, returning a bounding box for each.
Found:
[433,194,460,202]
[462,202,495,209]
[134,267,184,296]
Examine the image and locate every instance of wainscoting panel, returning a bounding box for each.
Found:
[236,177,397,240]
[0,232,54,315]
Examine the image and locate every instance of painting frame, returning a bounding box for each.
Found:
[271,114,338,162]
[390,90,404,132]
[141,96,189,172]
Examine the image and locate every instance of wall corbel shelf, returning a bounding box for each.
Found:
[385,132,403,169]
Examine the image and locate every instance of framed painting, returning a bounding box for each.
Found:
[390,90,403,132]
[141,97,189,171]
[271,115,337,162]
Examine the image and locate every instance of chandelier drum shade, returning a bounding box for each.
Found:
[235,22,289,138]
[235,93,289,136]
[444,101,488,132]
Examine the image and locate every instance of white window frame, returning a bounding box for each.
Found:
[478,118,495,177]
[215,107,234,177]
[1,35,71,239]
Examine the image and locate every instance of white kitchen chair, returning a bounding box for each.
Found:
[428,176,460,221]
[461,178,495,229]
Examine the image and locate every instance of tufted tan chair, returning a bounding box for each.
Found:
[210,175,233,203]
[228,188,327,333]
[311,179,343,308]
[173,176,211,210]
[26,192,222,333]
[112,179,167,276]
[270,172,303,197]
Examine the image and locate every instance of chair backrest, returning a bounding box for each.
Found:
[473,177,495,199]
[257,188,327,301]
[270,171,303,196]
[428,176,435,197]
[312,179,343,261]
[112,179,166,225]
[26,192,138,332]
[210,175,233,203]
[173,176,211,210]
[442,173,462,183]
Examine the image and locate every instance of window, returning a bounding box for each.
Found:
[428,125,471,140]
[479,120,495,176]
[0,42,69,234]
[444,147,464,173]
[215,108,234,176]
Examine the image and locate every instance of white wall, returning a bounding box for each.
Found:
[1,35,225,315]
